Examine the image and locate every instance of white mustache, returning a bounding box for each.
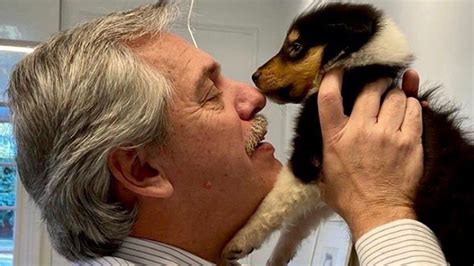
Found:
[245,115,268,156]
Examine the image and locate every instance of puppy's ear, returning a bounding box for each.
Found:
[108,147,173,198]
[326,17,376,43]
[322,17,376,65]
[326,19,375,41]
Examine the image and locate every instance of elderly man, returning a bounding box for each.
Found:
[8,2,445,265]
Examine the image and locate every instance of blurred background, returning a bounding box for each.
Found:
[0,0,472,265]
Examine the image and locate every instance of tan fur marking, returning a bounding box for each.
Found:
[288,30,300,43]
[258,46,325,100]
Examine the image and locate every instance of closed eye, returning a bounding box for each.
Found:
[200,81,223,108]
[206,88,222,102]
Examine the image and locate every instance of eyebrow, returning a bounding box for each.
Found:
[194,61,221,100]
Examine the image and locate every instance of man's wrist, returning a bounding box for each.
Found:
[348,206,416,241]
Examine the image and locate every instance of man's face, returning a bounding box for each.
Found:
[134,33,281,240]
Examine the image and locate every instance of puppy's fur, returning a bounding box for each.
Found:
[222,3,474,265]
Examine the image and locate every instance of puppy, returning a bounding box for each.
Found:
[222,3,473,265]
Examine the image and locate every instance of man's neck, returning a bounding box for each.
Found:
[130,202,237,263]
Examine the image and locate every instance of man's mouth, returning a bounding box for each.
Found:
[246,115,268,156]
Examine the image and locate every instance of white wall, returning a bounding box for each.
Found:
[0,0,60,41]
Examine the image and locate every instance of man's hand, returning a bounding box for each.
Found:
[318,69,424,241]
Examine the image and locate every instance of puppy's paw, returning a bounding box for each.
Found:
[221,246,254,261]
[222,233,258,260]
[266,252,295,266]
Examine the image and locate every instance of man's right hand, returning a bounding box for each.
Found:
[317,69,424,241]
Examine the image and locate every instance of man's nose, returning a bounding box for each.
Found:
[235,83,266,120]
[252,71,261,84]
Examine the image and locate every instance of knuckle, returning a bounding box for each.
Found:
[406,98,422,116]
[351,128,380,145]
[374,126,390,141]
[397,135,414,149]
[318,90,340,105]
[353,127,370,141]
[386,90,406,105]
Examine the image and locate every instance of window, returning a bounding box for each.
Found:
[0,39,36,266]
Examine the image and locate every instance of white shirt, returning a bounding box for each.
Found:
[355,219,447,265]
[77,237,214,265]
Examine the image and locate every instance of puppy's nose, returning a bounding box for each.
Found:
[252,71,261,83]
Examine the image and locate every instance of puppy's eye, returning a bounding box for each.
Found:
[288,42,303,58]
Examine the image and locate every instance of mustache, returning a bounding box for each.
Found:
[245,114,268,156]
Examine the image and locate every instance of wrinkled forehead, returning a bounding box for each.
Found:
[129,32,217,91]
[129,33,193,72]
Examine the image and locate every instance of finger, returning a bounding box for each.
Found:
[377,88,407,131]
[351,78,392,124]
[318,68,348,137]
[402,69,420,98]
[401,97,423,138]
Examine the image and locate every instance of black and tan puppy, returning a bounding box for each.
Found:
[222,3,473,265]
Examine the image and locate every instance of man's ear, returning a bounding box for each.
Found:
[107,147,173,198]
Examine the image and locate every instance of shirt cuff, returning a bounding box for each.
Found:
[355,219,447,265]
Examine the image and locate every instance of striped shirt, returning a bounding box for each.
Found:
[77,237,214,265]
[77,219,446,265]
[355,219,447,265]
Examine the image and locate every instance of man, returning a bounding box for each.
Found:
[8,2,445,265]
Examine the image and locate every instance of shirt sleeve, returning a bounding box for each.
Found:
[355,219,447,265]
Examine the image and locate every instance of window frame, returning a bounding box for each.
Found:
[0,103,16,264]
[0,38,55,266]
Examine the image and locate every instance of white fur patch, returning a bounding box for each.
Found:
[334,16,414,69]
[308,16,415,96]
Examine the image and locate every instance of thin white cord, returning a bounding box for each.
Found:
[302,0,323,13]
[187,0,198,48]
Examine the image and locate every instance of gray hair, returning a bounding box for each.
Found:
[7,1,177,261]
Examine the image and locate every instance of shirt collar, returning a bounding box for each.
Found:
[113,237,214,265]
